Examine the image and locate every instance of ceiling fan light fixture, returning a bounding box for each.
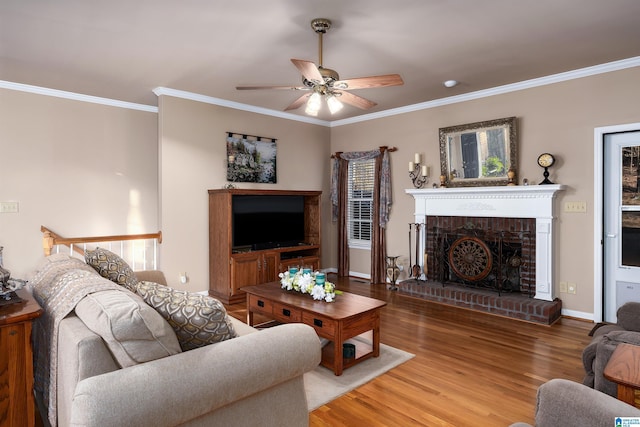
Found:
[305,92,322,116]
[327,95,343,114]
[237,17,403,116]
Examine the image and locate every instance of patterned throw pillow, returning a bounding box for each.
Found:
[135,281,238,351]
[84,247,139,292]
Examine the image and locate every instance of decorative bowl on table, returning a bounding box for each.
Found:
[1,278,26,301]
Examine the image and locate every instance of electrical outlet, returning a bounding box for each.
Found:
[0,201,19,213]
[567,282,577,294]
[564,201,587,213]
[559,281,568,293]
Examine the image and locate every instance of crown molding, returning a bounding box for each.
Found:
[152,87,330,126]
[0,80,157,113]
[3,55,638,123]
[330,55,640,127]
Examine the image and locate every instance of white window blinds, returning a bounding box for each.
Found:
[347,158,375,248]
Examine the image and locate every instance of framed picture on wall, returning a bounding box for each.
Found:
[226,133,277,183]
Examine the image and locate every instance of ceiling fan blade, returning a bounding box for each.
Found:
[291,59,324,84]
[236,85,308,91]
[336,91,377,110]
[284,93,310,111]
[333,74,403,90]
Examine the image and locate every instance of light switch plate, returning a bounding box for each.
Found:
[0,201,19,213]
[564,201,587,213]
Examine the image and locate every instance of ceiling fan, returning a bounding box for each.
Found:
[236,18,404,116]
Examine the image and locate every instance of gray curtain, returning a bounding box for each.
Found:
[331,147,393,283]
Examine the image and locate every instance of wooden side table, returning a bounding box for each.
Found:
[604,342,640,408]
[0,289,43,427]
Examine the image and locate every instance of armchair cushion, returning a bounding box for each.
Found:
[617,302,640,332]
[136,281,237,351]
[75,289,181,368]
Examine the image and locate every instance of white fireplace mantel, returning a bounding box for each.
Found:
[406,185,565,301]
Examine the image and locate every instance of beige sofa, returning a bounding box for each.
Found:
[33,264,321,427]
[582,302,640,397]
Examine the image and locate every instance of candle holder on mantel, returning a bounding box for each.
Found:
[408,153,429,189]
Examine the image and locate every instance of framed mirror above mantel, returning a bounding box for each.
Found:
[439,116,518,187]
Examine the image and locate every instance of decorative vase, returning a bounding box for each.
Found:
[386,256,401,291]
[315,272,325,286]
[0,246,10,286]
[507,168,516,186]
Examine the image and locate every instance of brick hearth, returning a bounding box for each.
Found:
[398,279,562,325]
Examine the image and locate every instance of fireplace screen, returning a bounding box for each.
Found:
[448,236,493,281]
[433,223,533,296]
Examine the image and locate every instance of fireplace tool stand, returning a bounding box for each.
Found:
[408,223,424,283]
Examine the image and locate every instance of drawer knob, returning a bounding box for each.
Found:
[257,300,264,308]
[282,308,291,317]
[314,318,323,327]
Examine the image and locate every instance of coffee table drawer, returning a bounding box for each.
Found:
[249,295,273,315]
[302,312,336,338]
[272,303,302,323]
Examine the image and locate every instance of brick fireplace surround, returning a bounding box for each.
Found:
[403,185,565,324]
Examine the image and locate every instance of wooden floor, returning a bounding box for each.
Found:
[226,275,593,427]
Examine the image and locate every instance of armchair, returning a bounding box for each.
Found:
[583,302,640,396]
[510,379,640,427]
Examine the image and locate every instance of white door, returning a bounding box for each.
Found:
[604,131,640,322]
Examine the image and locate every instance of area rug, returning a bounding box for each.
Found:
[304,339,415,411]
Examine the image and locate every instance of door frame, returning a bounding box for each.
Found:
[593,122,640,322]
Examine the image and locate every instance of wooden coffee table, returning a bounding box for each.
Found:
[242,282,386,376]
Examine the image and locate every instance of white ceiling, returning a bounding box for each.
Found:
[2,0,640,121]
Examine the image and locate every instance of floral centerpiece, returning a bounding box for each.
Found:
[279,270,340,302]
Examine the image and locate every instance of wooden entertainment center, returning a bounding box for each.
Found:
[208,189,322,304]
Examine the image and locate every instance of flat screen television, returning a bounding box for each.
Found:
[232,195,305,250]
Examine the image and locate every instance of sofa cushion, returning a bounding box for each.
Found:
[136,281,238,351]
[75,289,182,368]
[85,248,138,291]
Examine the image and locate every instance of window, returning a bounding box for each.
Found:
[347,158,375,249]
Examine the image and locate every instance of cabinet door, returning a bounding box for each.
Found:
[306,256,320,271]
[231,255,260,294]
[261,252,279,283]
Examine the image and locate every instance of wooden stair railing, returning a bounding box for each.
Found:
[41,226,162,257]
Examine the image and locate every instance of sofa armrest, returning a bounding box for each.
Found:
[133,270,167,285]
[69,323,321,427]
[58,315,120,427]
[535,379,640,426]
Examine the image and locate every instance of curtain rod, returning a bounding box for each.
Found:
[227,131,277,142]
[331,146,397,159]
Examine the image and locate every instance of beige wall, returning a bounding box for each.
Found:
[330,67,640,317]
[2,65,638,319]
[0,88,158,278]
[157,95,331,291]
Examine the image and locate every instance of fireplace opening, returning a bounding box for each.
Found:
[436,224,531,296]
[425,216,536,296]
